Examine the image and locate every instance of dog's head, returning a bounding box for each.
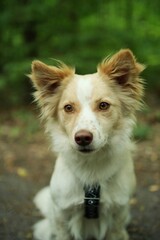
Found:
[29,49,145,154]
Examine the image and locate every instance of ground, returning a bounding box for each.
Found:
[0,95,160,240]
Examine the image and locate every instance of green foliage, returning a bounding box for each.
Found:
[155,112,160,122]
[134,123,151,140]
[0,0,160,106]
[0,108,40,141]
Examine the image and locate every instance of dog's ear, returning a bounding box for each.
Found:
[28,61,74,120]
[98,49,145,86]
[29,60,74,93]
[98,49,145,112]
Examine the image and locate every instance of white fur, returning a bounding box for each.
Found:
[32,54,141,240]
[72,74,107,151]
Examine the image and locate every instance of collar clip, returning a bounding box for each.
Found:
[84,184,100,219]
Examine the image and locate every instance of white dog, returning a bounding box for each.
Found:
[29,49,144,240]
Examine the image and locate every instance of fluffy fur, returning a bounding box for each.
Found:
[29,49,145,240]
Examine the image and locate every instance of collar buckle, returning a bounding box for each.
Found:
[84,184,101,219]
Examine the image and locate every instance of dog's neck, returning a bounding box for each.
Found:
[63,147,119,185]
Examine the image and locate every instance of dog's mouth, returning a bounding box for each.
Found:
[78,147,95,154]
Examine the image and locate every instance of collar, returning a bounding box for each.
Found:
[84,184,101,219]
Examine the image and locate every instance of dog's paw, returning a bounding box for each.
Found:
[33,219,53,240]
[107,229,129,240]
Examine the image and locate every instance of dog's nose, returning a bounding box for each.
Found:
[75,130,93,146]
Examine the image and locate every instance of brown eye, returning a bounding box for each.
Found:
[99,102,110,110]
[64,104,74,113]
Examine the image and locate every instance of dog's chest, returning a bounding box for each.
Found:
[61,183,113,215]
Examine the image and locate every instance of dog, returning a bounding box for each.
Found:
[29,49,145,240]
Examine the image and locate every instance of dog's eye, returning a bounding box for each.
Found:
[99,102,110,110]
[64,104,74,113]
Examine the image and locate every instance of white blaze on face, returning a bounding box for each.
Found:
[76,74,93,105]
[76,74,95,130]
[73,74,106,149]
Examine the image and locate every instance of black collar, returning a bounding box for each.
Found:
[84,184,101,219]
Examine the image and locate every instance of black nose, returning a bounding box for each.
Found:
[75,130,93,146]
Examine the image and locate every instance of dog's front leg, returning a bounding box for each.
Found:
[107,229,129,240]
[54,221,71,240]
[106,204,130,240]
[51,211,72,240]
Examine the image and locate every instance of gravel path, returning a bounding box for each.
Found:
[0,105,159,240]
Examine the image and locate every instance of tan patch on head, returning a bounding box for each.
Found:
[28,49,145,122]
[57,77,81,134]
[98,49,145,113]
[30,60,74,90]
[29,60,75,120]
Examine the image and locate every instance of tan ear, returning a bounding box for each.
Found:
[98,49,145,85]
[29,60,74,92]
[28,61,74,120]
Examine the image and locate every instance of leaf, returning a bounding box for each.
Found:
[16,167,28,178]
[148,184,159,192]
[130,197,138,205]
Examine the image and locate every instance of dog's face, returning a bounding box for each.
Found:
[57,73,121,153]
[30,49,144,154]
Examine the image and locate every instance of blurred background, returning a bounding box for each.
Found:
[0,0,160,240]
[0,0,160,106]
